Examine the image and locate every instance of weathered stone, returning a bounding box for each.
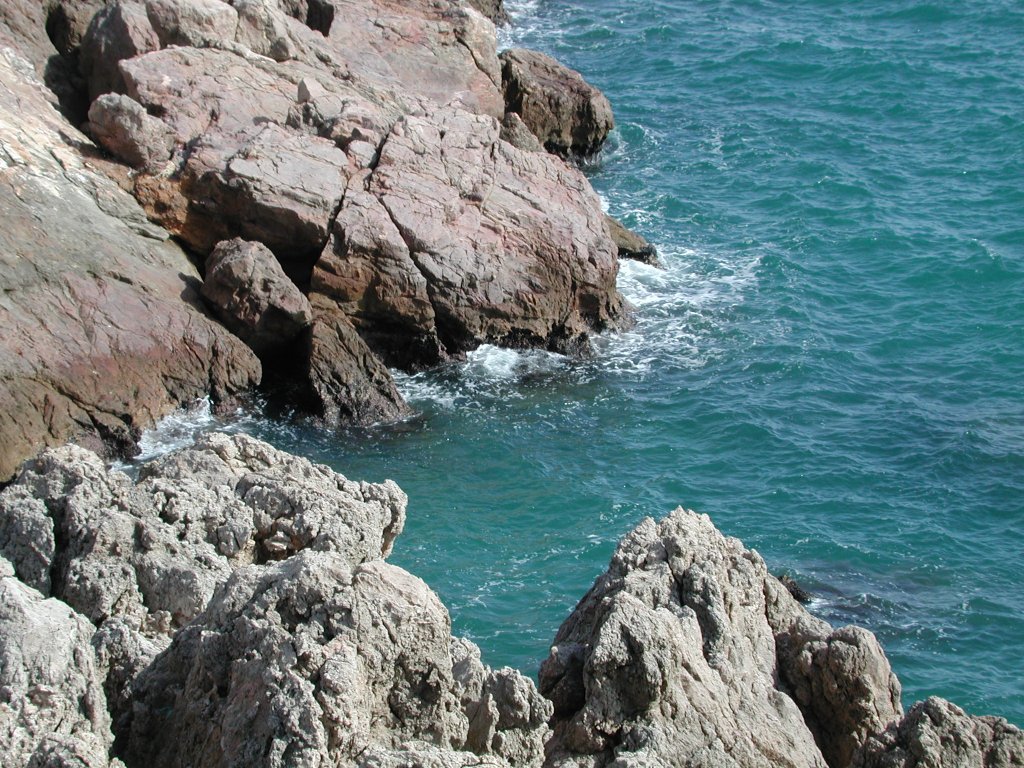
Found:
[79,1,159,99]
[0,433,407,632]
[45,0,107,57]
[231,0,299,61]
[0,557,115,768]
[301,296,412,425]
[500,110,544,153]
[466,0,510,26]
[200,238,313,358]
[87,93,174,171]
[312,105,626,370]
[0,47,260,482]
[501,47,614,158]
[853,697,1024,768]
[121,550,547,768]
[606,214,661,267]
[541,508,902,768]
[143,0,239,48]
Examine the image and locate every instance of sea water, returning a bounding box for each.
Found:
[145,0,1024,723]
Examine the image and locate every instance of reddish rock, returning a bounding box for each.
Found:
[200,239,313,358]
[500,47,614,157]
[87,92,175,171]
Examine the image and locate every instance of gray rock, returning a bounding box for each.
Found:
[605,215,660,268]
[79,1,159,99]
[0,433,407,633]
[853,697,1024,768]
[0,557,115,768]
[200,238,313,358]
[540,508,902,768]
[500,48,614,158]
[231,0,298,61]
[467,0,510,26]
[143,0,239,48]
[121,551,548,768]
[87,93,175,171]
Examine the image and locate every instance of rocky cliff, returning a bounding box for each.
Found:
[0,0,632,482]
[0,437,1020,768]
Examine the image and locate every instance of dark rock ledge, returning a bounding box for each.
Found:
[0,0,651,483]
[0,433,1020,768]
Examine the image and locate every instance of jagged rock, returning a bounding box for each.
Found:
[0,433,407,631]
[231,0,298,62]
[853,697,1024,768]
[540,508,902,768]
[0,47,260,482]
[87,93,174,171]
[79,1,159,99]
[143,0,239,48]
[45,0,107,57]
[500,48,614,158]
[200,238,313,358]
[301,296,411,425]
[605,214,661,267]
[500,110,544,152]
[91,618,167,735]
[0,557,116,768]
[311,105,626,370]
[467,0,510,26]
[122,550,548,768]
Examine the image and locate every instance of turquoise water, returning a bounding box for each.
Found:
[167,0,1024,724]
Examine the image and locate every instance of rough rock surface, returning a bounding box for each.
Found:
[312,105,626,369]
[201,238,313,359]
[606,214,661,267]
[540,508,902,768]
[87,92,174,171]
[79,0,160,100]
[0,433,407,633]
[501,48,615,158]
[123,552,551,768]
[0,46,260,483]
[853,697,1024,768]
[0,556,116,768]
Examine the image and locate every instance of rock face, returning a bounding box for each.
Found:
[606,214,661,267]
[500,48,615,158]
[87,92,175,171]
[200,238,314,359]
[854,697,1024,768]
[540,508,902,768]
[0,46,261,483]
[0,557,116,768]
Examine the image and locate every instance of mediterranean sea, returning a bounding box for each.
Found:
[138,0,1024,724]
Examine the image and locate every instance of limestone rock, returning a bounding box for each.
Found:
[79,1,159,99]
[500,48,614,158]
[606,214,660,267]
[312,105,626,370]
[121,551,548,768]
[0,433,407,632]
[540,508,902,768]
[301,296,412,425]
[853,697,1024,768]
[0,47,260,482]
[0,557,115,768]
[87,93,174,171]
[200,238,313,358]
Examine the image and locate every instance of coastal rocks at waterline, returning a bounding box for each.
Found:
[606,214,661,267]
[500,48,615,158]
[540,507,902,768]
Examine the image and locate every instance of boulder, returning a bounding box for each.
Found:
[606,214,661,267]
[231,0,299,62]
[301,296,412,425]
[0,47,260,482]
[0,557,116,768]
[121,551,550,768]
[79,0,159,99]
[200,238,313,358]
[87,93,175,171]
[143,0,239,48]
[540,508,902,768]
[311,105,626,370]
[853,697,1024,768]
[500,48,614,158]
[500,110,544,153]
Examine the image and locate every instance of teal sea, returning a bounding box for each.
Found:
[142,0,1024,724]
